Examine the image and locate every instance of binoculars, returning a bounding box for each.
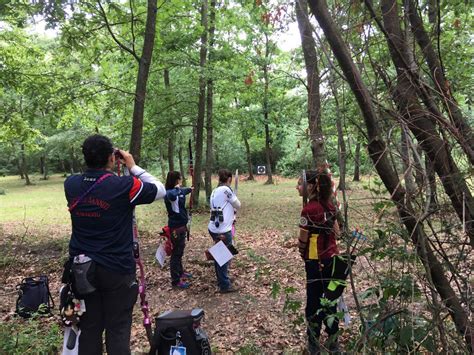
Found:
[210,208,224,227]
[113,148,123,159]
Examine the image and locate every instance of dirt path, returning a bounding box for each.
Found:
[0,225,360,353]
[130,230,308,353]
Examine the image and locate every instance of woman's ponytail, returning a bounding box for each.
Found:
[304,170,332,203]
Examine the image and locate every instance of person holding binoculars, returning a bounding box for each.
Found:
[64,134,165,354]
[208,169,241,293]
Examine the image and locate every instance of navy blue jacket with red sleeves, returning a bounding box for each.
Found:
[64,169,157,274]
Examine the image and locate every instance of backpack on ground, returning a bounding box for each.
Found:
[16,275,54,318]
[149,308,211,355]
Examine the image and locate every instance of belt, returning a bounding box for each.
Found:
[170,225,188,234]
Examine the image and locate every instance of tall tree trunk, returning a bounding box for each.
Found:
[308,0,473,349]
[243,133,254,180]
[428,0,437,25]
[214,147,219,168]
[60,159,66,176]
[264,123,273,184]
[158,147,166,181]
[204,0,216,203]
[167,130,175,172]
[406,0,474,164]
[43,156,48,180]
[335,110,346,191]
[21,145,31,186]
[375,0,474,246]
[329,72,346,191]
[40,154,48,180]
[400,126,416,196]
[129,0,158,164]
[192,0,208,207]
[335,86,349,230]
[295,0,325,168]
[40,156,45,175]
[70,147,76,174]
[71,146,82,173]
[413,144,424,188]
[204,97,213,201]
[164,68,175,172]
[263,34,273,185]
[425,153,437,211]
[235,97,255,181]
[17,158,24,180]
[353,141,361,182]
[178,143,187,186]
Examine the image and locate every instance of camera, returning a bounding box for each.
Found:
[210,207,224,227]
[113,148,123,160]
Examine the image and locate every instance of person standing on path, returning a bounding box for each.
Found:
[64,134,165,354]
[164,171,193,289]
[208,169,241,293]
[297,170,341,354]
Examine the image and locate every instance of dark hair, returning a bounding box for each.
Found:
[305,170,333,203]
[82,134,114,169]
[165,171,181,190]
[218,169,232,184]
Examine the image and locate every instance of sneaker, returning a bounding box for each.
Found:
[219,286,239,294]
[173,281,190,289]
[181,272,192,280]
[215,277,235,286]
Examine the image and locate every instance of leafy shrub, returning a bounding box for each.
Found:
[0,314,62,354]
[236,342,263,354]
[271,282,305,327]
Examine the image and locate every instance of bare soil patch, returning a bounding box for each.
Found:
[0,224,363,353]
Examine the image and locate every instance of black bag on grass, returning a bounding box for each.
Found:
[149,308,211,355]
[16,275,54,318]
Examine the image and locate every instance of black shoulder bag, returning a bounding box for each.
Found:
[16,275,54,318]
[149,308,211,355]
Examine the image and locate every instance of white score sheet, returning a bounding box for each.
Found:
[208,240,234,267]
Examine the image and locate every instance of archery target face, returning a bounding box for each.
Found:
[257,166,266,174]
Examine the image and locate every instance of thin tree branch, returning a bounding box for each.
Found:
[129,0,136,54]
[97,0,140,62]
[88,80,136,96]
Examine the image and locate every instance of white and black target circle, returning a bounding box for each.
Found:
[257,165,266,174]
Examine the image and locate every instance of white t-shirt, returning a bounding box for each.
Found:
[208,185,240,234]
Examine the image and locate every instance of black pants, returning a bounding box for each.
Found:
[305,259,339,346]
[170,229,187,285]
[78,264,138,355]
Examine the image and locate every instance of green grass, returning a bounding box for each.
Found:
[0,175,70,227]
[0,317,62,355]
[0,174,303,236]
[139,175,303,235]
[0,173,380,240]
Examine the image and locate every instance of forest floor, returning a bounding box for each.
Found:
[0,173,383,353]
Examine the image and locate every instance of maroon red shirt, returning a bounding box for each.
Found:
[299,200,339,260]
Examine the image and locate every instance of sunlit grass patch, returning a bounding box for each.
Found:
[0,173,378,238]
[0,175,70,228]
